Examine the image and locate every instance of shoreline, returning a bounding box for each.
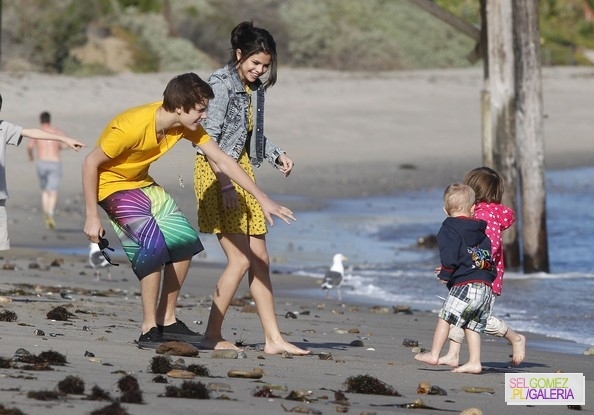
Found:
[3,247,592,358]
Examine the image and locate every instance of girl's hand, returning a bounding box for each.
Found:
[276,154,294,177]
[221,184,239,210]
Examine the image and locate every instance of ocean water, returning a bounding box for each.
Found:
[246,166,594,355]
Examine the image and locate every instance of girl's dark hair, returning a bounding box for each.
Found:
[463,166,504,203]
[162,73,214,113]
[229,21,277,90]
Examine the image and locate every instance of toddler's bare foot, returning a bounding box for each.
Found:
[437,353,459,367]
[200,337,242,351]
[511,334,526,366]
[414,352,439,365]
[264,340,310,355]
[452,362,482,374]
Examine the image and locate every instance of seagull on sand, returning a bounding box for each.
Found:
[89,243,111,281]
[321,253,348,300]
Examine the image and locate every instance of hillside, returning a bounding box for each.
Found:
[1,0,593,74]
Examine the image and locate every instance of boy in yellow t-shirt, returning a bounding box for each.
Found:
[82,73,296,349]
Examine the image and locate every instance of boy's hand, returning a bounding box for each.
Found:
[64,137,86,151]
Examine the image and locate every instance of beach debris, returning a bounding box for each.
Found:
[152,375,168,383]
[90,402,130,415]
[281,351,293,359]
[46,305,75,321]
[164,380,210,399]
[211,349,239,359]
[85,350,95,357]
[330,389,349,406]
[60,291,74,300]
[57,375,85,394]
[227,369,263,379]
[156,341,199,357]
[368,305,390,314]
[347,327,360,333]
[0,296,11,303]
[317,352,333,360]
[150,355,173,374]
[416,234,438,249]
[285,311,298,319]
[86,385,113,401]
[187,363,210,377]
[462,386,495,394]
[460,408,483,415]
[33,329,45,336]
[411,346,427,353]
[416,381,447,395]
[583,346,594,356]
[253,385,282,398]
[349,339,365,347]
[393,305,412,314]
[27,390,62,400]
[402,338,419,347]
[0,403,25,414]
[344,374,401,396]
[2,262,17,270]
[0,357,13,369]
[417,381,431,394]
[207,382,232,392]
[21,350,67,367]
[0,309,17,322]
[567,405,583,410]
[117,374,143,403]
[280,403,322,414]
[167,369,196,379]
[285,389,315,402]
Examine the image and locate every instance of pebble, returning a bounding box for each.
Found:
[167,369,196,379]
[211,349,239,359]
[460,408,483,415]
[402,338,419,347]
[156,341,199,357]
[227,370,263,379]
[349,340,364,347]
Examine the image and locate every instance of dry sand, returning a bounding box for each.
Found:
[0,67,593,414]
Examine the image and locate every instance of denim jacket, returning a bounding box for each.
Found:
[198,64,284,169]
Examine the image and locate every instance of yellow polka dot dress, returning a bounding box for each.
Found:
[194,149,267,236]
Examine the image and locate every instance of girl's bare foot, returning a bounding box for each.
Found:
[263,340,310,355]
[511,334,526,366]
[414,352,439,365]
[200,337,242,351]
[452,362,482,374]
[437,354,459,367]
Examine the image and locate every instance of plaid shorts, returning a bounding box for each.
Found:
[439,282,493,333]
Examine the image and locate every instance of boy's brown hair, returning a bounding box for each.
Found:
[463,166,504,203]
[443,183,475,216]
[162,73,214,113]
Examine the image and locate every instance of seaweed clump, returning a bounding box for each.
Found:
[0,403,26,414]
[150,355,172,374]
[0,309,17,322]
[164,381,210,399]
[90,402,130,415]
[187,363,210,377]
[344,374,401,396]
[86,385,113,401]
[117,375,143,404]
[46,305,75,321]
[57,375,85,394]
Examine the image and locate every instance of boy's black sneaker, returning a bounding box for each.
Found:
[137,327,167,349]
[157,318,205,343]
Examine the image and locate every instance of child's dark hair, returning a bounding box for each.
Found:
[229,21,277,90]
[162,73,214,113]
[463,166,504,203]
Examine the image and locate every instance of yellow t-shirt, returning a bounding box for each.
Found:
[97,102,210,201]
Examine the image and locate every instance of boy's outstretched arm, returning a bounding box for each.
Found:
[21,128,85,151]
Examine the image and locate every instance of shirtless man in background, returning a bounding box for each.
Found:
[27,111,65,229]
